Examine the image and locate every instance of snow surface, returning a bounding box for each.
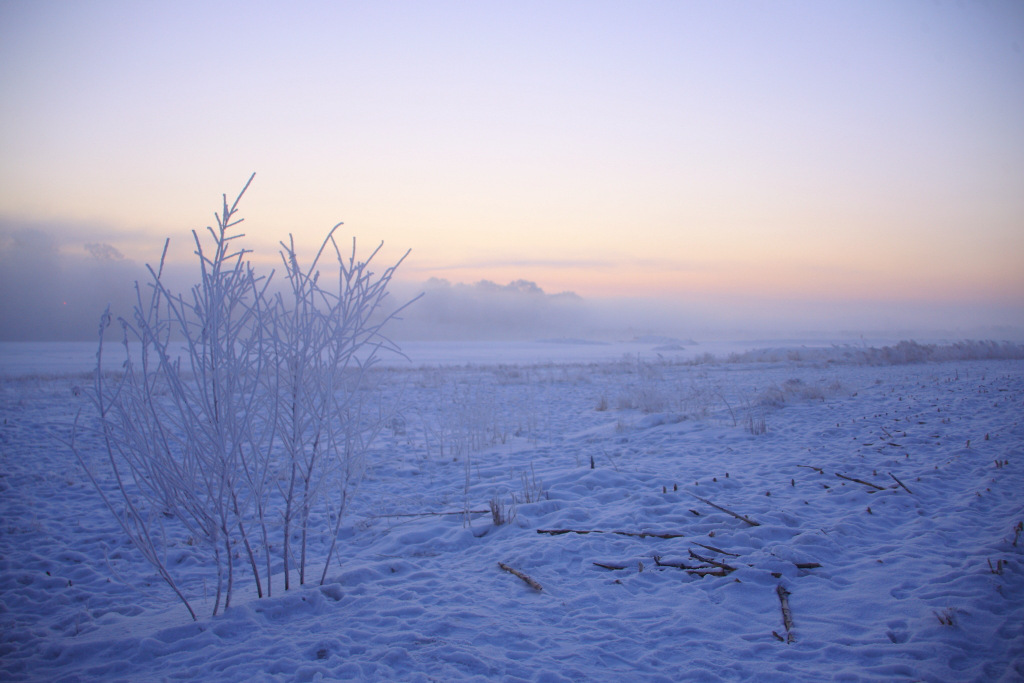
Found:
[1,341,1022,681]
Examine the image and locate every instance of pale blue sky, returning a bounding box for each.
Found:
[1,0,1022,338]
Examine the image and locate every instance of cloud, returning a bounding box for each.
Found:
[84,242,126,261]
[387,278,590,341]
[385,274,1024,343]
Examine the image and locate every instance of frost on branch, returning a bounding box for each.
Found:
[72,175,416,619]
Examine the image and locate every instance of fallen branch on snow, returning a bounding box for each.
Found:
[498,562,543,591]
[835,472,886,491]
[593,562,628,571]
[536,529,684,539]
[888,472,913,494]
[652,555,701,570]
[688,549,737,572]
[691,542,739,557]
[776,584,795,643]
[687,494,760,526]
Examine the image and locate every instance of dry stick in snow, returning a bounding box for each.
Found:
[688,549,737,572]
[691,542,739,557]
[835,472,886,491]
[593,562,627,571]
[498,562,543,591]
[889,472,913,494]
[797,465,824,474]
[776,584,795,643]
[652,556,700,570]
[536,529,684,539]
[687,494,760,526]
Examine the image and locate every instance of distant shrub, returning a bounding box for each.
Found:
[693,340,1024,367]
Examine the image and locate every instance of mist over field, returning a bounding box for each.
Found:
[3,221,1023,345]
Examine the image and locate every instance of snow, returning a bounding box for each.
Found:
[2,340,1022,681]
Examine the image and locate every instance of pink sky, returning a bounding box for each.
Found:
[1,1,1022,339]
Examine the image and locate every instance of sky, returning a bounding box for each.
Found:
[1,0,1023,341]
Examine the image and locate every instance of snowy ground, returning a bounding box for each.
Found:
[1,341,1022,681]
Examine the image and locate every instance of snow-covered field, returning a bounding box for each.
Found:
[1,340,1022,681]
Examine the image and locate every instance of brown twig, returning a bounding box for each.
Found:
[498,562,542,591]
[835,472,885,491]
[652,555,700,570]
[797,465,824,474]
[691,542,739,557]
[688,549,737,572]
[593,562,627,571]
[688,494,760,526]
[536,529,684,539]
[888,472,913,494]
[794,562,822,570]
[776,584,795,643]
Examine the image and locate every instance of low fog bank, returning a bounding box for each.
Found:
[2,224,1021,345]
[385,279,1024,345]
[0,222,266,342]
[0,225,142,342]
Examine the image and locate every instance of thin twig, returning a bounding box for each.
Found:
[691,542,739,557]
[498,562,542,591]
[888,472,913,494]
[536,529,684,539]
[652,556,700,570]
[688,549,737,572]
[688,494,760,526]
[593,562,627,571]
[835,472,885,491]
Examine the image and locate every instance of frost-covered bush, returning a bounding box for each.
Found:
[73,176,414,619]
